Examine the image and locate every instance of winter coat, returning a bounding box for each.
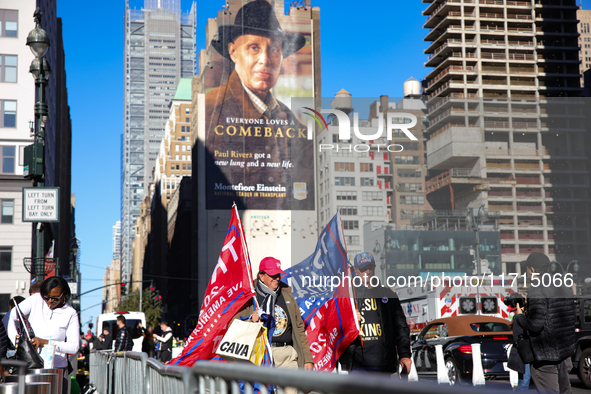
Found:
[114,325,133,352]
[514,283,575,362]
[232,281,314,367]
[339,285,411,373]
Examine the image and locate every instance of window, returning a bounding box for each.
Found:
[1,200,13,223]
[336,191,357,200]
[334,162,354,172]
[335,176,355,186]
[182,155,186,161]
[187,145,191,151]
[175,145,179,151]
[0,146,15,174]
[399,195,424,205]
[182,145,186,152]
[0,10,18,37]
[469,322,510,332]
[399,141,419,151]
[360,177,374,186]
[0,100,16,127]
[345,235,360,245]
[395,155,419,165]
[398,183,423,192]
[340,206,357,215]
[0,293,8,313]
[362,191,382,201]
[0,55,17,82]
[360,163,373,172]
[397,169,422,178]
[175,154,179,160]
[342,220,359,230]
[0,246,11,271]
[362,206,383,216]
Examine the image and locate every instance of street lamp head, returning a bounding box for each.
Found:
[29,57,51,79]
[26,10,50,58]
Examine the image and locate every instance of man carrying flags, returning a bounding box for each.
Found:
[283,212,361,372]
[233,257,314,372]
[170,205,258,366]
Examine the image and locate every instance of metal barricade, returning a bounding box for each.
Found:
[89,351,194,394]
[0,382,51,394]
[90,351,510,394]
[145,358,195,394]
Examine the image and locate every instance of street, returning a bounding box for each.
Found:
[416,374,589,392]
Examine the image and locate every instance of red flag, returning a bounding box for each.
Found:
[305,267,359,371]
[171,205,255,366]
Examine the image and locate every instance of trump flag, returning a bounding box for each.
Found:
[283,212,360,371]
[171,205,255,366]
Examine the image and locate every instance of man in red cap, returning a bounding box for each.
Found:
[233,256,314,374]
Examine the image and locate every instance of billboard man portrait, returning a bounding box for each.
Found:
[205,0,315,211]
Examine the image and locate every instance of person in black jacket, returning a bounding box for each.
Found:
[514,252,575,394]
[340,252,411,374]
[114,315,133,352]
[0,315,8,376]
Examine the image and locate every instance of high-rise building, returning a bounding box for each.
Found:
[153,78,192,207]
[121,0,196,285]
[316,90,393,262]
[422,0,589,274]
[112,221,121,261]
[577,8,591,90]
[0,1,37,309]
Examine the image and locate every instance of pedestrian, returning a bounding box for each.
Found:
[339,252,412,375]
[233,257,314,374]
[29,280,42,296]
[141,324,155,358]
[154,321,173,363]
[7,276,80,394]
[114,315,133,351]
[507,291,531,391]
[0,315,9,376]
[2,295,24,331]
[95,326,113,351]
[514,252,575,394]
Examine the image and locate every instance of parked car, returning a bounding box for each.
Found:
[411,315,513,385]
[572,296,591,388]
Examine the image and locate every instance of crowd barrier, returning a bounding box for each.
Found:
[89,350,508,394]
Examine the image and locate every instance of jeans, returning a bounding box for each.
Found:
[516,364,531,391]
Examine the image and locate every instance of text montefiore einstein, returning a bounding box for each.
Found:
[214,183,287,192]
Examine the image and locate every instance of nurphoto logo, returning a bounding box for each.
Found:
[302,107,418,153]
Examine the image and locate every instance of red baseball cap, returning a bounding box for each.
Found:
[259,257,285,276]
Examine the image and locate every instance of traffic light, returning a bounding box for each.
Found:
[153,290,162,308]
[150,285,156,299]
[121,282,126,296]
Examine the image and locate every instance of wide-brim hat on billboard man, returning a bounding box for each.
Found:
[212,0,306,60]
[354,252,376,270]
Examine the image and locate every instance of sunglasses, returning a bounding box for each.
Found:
[42,293,64,303]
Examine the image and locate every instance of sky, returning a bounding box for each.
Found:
[56,0,588,330]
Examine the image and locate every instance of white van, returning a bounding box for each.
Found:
[96,311,146,352]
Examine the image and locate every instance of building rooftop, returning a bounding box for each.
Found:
[173,78,192,101]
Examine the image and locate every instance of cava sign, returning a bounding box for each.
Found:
[22,187,60,222]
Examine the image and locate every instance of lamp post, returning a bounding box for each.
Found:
[467,204,487,276]
[373,240,386,284]
[550,260,579,275]
[26,9,51,282]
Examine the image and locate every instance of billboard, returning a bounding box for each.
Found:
[204,0,315,210]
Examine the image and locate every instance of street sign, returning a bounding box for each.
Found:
[22,187,60,222]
